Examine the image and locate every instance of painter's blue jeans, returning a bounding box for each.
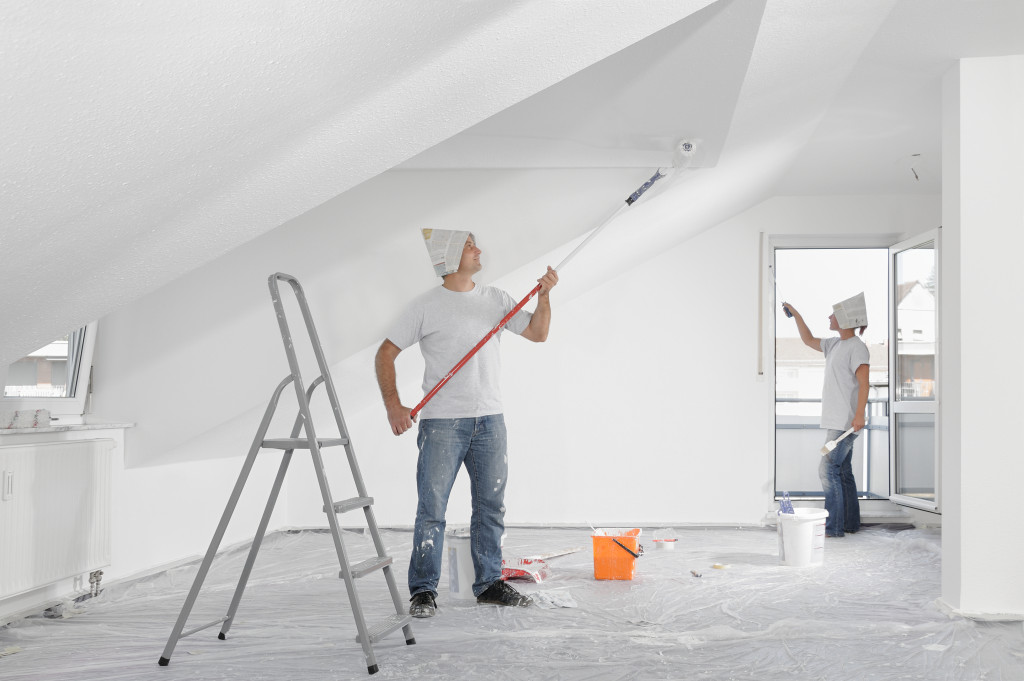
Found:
[409,415,507,599]
[818,429,862,537]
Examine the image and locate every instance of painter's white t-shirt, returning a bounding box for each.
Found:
[386,284,531,419]
[820,336,870,431]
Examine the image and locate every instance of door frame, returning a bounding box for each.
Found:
[887,229,941,513]
[767,233,897,500]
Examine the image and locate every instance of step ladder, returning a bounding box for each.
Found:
[157,272,415,676]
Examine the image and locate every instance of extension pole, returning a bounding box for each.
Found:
[409,169,670,419]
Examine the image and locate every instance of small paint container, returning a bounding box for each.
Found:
[652,538,678,551]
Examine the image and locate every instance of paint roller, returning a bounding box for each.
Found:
[408,140,698,420]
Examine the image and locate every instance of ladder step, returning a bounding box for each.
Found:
[355,613,414,645]
[328,496,374,514]
[261,437,348,450]
[345,556,393,580]
[179,616,229,640]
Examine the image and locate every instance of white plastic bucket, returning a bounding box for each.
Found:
[446,529,476,601]
[777,508,829,567]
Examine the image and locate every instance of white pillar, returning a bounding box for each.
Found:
[941,55,1024,618]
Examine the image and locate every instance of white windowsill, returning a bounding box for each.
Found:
[0,420,134,436]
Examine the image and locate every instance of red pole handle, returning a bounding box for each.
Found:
[408,169,669,420]
[410,283,542,420]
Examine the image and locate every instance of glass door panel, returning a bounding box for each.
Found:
[889,232,939,511]
[895,413,935,501]
[894,244,937,402]
[773,246,889,500]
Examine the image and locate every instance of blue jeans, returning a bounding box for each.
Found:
[818,429,861,536]
[409,415,508,598]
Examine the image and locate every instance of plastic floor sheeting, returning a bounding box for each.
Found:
[2,525,1023,680]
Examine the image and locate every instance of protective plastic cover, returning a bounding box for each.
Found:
[1,526,1021,680]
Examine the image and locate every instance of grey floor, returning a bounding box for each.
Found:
[1,525,1023,680]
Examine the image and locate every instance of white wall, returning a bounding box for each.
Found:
[93,168,653,469]
[940,61,963,616]
[285,192,939,529]
[90,168,674,575]
[941,56,1024,618]
[93,168,938,579]
[496,193,938,526]
[110,441,292,582]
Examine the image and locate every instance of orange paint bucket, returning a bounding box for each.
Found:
[591,528,643,580]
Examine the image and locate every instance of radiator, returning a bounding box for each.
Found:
[0,439,114,599]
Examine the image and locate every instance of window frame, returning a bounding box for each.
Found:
[2,322,98,424]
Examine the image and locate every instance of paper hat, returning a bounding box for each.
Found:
[832,292,868,329]
[421,228,470,277]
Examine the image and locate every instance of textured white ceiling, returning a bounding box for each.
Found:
[400,0,766,170]
[0,0,713,368]
[2,0,1023,370]
[776,0,1024,194]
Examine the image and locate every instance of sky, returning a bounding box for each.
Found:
[773,246,936,346]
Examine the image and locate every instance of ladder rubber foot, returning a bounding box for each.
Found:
[158,657,170,667]
[406,637,416,645]
[218,632,226,640]
[368,664,379,675]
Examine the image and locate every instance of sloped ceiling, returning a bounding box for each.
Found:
[3,0,1024,372]
[0,0,714,368]
[777,0,1024,194]
[399,0,762,171]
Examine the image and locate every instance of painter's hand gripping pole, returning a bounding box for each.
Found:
[409,168,670,420]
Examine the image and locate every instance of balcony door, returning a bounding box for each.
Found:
[888,231,940,511]
[773,246,889,500]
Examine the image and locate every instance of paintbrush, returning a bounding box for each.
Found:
[821,427,855,455]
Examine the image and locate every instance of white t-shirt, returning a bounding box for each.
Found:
[386,284,531,419]
[819,336,870,431]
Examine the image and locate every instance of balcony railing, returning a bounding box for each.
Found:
[775,396,889,499]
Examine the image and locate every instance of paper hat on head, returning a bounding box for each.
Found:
[421,228,470,277]
[832,292,868,329]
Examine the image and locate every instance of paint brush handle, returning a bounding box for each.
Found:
[835,426,855,443]
[821,426,856,456]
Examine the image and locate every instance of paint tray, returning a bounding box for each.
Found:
[591,528,642,580]
[501,558,550,583]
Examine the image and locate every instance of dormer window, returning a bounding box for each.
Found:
[3,322,97,425]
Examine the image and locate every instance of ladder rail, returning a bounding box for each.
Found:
[364,507,413,627]
[162,274,413,676]
[270,273,372,498]
[268,274,388,670]
[220,377,326,638]
[309,436,378,666]
[159,375,295,665]
[270,274,412,629]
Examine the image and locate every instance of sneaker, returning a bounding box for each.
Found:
[476,579,531,607]
[409,591,436,618]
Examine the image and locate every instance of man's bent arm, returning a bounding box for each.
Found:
[783,303,821,352]
[522,266,558,343]
[852,363,870,431]
[375,339,415,436]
